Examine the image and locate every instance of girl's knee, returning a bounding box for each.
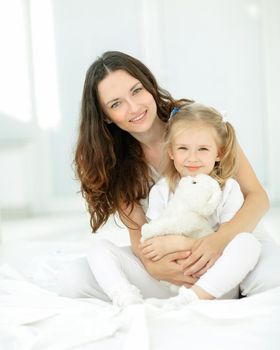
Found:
[232,232,261,253]
[227,233,261,267]
[241,240,280,295]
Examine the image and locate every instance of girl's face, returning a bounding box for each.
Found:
[98,69,158,135]
[169,124,220,177]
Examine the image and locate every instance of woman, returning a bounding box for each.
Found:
[69,51,279,300]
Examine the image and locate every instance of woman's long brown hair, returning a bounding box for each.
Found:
[74,51,191,232]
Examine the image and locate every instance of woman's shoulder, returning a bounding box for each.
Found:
[151,177,169,192]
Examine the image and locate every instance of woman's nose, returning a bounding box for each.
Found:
[127,98,138,113]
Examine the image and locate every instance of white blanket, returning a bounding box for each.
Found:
[1,264,280,350]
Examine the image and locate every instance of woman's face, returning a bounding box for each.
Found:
[98,69,158,135]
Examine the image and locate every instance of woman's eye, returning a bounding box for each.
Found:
[133,87,142,95]
[111,101,121,109]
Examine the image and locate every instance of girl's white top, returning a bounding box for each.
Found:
[146,177,268,239]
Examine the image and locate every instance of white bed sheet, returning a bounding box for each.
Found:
[1,263,280,350]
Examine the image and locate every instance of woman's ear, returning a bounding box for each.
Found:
[103,112,112,124]
[104,117,112,124]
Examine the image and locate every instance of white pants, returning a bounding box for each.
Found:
[195,233,260,298]
[30,233,280,300]
[86,232,260,301]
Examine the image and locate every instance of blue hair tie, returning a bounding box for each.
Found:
[170,106,180,119]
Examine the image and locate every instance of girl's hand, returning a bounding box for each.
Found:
[140,235,193,261]
[144,251,198,287]
[181,232,229,277]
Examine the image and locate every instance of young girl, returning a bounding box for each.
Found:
[141,102,262,307]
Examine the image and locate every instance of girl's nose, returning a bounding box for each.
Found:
[186,150,198,162]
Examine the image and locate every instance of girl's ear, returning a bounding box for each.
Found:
[168,148,174,160]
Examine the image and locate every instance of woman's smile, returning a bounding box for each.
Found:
[129,110,147,123]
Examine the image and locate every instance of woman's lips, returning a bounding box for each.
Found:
[129,110,146,123]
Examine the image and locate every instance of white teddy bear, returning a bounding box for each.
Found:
[141,174,222,242]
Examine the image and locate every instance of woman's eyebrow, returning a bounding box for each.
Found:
[105,82,141,106]
[130,82,141,91]
[106,98,119,106]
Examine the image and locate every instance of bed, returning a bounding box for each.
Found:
[1,259,280,350]
[1,213,280,350]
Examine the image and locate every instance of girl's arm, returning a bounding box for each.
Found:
[120,202,198,287]
[182,144,269,277]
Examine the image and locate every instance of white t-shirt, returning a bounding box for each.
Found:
[140,165,161,214]
[146,177,268,239]
[146,177,243,232]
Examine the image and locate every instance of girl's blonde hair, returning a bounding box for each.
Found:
[162,103,238,191]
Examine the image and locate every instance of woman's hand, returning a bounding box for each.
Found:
[144,251,198,287]
[181,231,229,277]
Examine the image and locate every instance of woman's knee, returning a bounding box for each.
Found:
[87,239,119,265]
[87,239,115,255]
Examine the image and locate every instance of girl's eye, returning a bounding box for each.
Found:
[178,147,188,150]
[111,101,121,109]
[199,147,208,151]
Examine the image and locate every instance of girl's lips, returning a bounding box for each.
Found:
[129,110,146,123]
[186,166,200,171]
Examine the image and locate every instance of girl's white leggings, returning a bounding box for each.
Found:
[32,233,280,301]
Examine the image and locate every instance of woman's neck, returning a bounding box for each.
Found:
[131,118,166,171]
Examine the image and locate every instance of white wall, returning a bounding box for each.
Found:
[0,0,279,217]
[261,0,280,202]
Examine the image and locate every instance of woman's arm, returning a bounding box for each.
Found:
[182,144,270,277]
[226,144,269,233]
[120,202,198,286]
